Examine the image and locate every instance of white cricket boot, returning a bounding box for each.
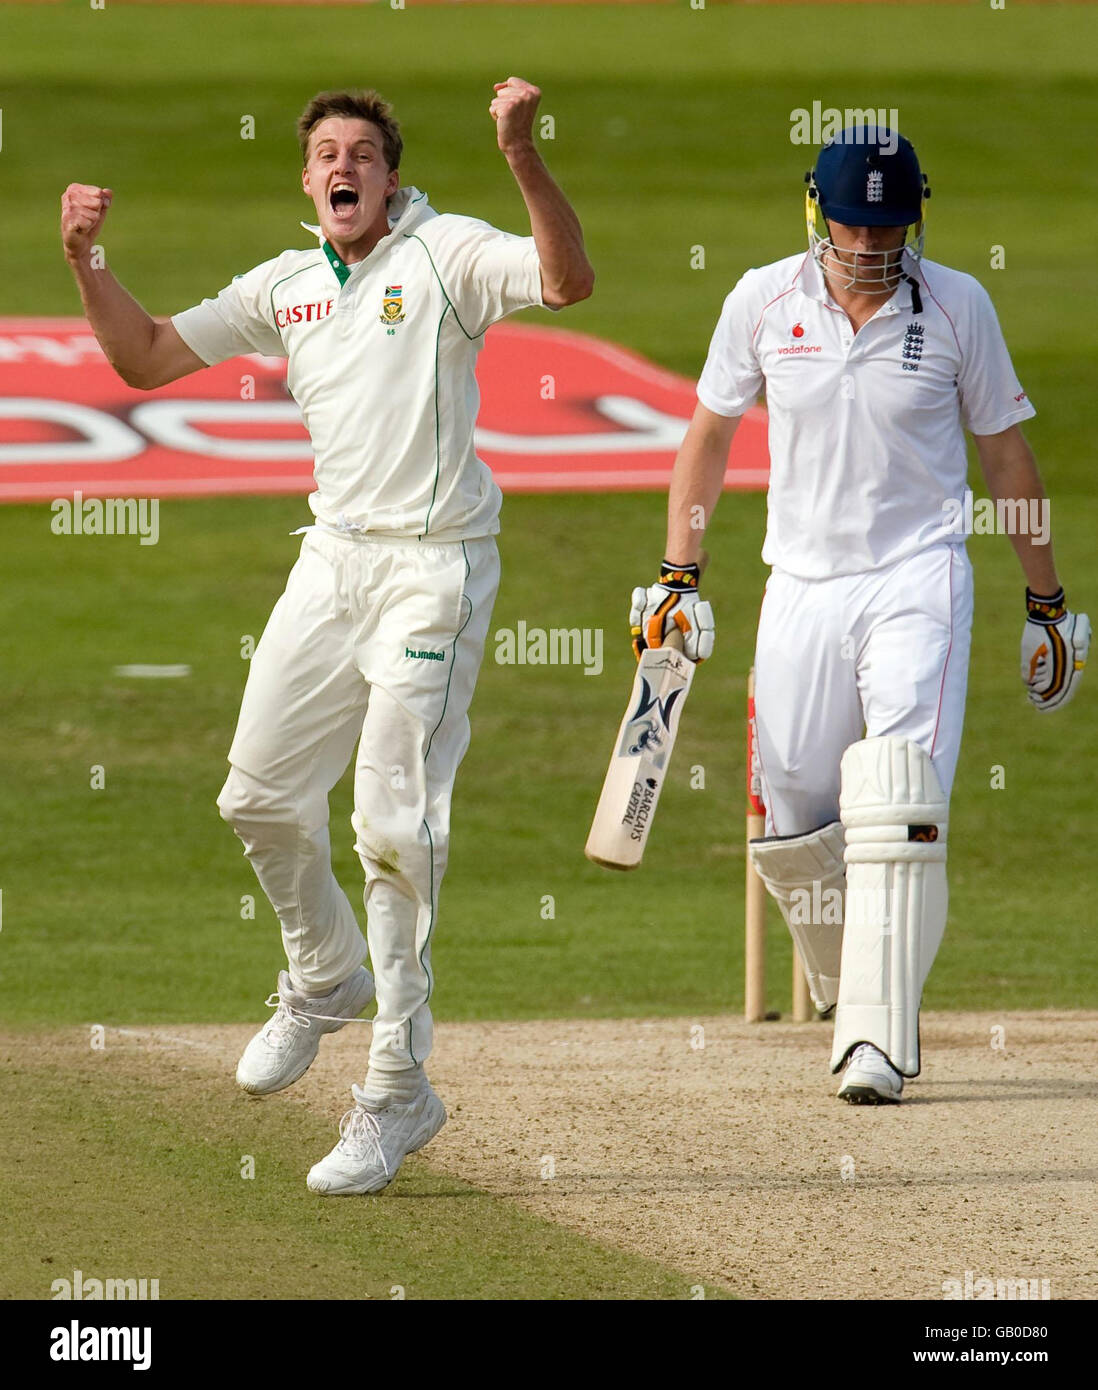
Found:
[236,967,375,1096]
[306,1083,447,1195]
[837,1043,904,1105]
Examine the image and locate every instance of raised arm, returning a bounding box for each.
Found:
[488,78,594,308]
[61,183,205,391]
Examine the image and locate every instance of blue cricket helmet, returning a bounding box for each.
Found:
[808,126,927,227]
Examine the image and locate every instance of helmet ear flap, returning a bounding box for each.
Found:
[805,172,823,251]
[909,171,930,259]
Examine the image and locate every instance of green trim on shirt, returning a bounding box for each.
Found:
[421,304,450,536]
[403,232,477,342]
[268,261,325,342]
[321,240,351,287]
[406,230,477,537]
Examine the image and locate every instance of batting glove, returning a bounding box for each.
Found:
[629,559,715,663]
[1021,587,1091,712]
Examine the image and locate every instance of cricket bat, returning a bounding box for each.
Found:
[584,628,696,871]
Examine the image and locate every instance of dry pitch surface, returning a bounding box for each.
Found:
[14,1012,1096,1300]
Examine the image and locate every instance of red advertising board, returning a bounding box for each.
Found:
[0,317,768,502]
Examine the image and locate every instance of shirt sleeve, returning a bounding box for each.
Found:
[170,258,287,365]
[414,214,545,339]
[696,272,765,417]
[956,280,1035,435]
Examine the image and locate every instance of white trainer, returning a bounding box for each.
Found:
[837,1043,904,1104]
[306,1083,447,1195]
[236,967,375,1096]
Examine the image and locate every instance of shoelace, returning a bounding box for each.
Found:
[851,1044,900,1080]
[335,1105,390,1178]
[261,992,373,1041]
[261,994,313,1044]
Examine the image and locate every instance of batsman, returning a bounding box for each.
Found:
[633,125,1089,1102]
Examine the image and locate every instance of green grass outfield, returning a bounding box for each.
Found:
[3,1033,718,1300]
[0,2,1096,1299]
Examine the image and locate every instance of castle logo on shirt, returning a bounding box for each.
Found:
[380,286,406,327]
[274,299,334,329]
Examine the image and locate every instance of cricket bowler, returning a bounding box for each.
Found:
[62,80,593,1188]
[631,125,1089,1102]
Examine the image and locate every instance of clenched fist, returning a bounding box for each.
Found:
[61,183,113,262]
[489,77,540,154]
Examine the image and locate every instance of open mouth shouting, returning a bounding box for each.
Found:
[329,181,360,224]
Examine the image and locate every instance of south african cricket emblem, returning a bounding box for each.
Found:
[380,285,405,325]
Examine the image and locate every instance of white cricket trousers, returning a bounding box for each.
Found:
[753,543,973,834]
[217,527,499,1075]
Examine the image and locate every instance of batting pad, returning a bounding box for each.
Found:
[830,738,948,1078]
[749,821,845,1013]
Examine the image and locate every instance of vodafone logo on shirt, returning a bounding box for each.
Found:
[0,317,769,501]
[778,321,821,356]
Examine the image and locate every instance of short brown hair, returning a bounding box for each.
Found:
[296,89,403,170]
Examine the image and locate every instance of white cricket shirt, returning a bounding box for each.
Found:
[171,186,546,540]
[696,250,1035,578]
